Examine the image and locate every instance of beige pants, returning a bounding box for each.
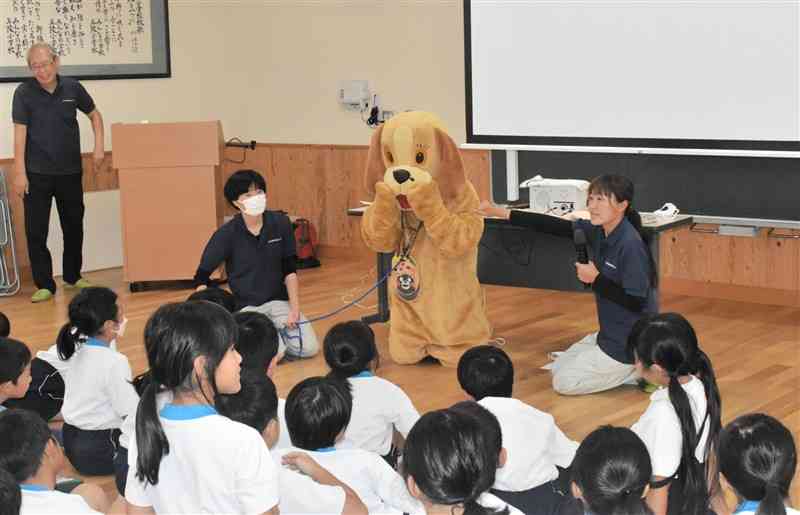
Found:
[239,300,319,358]
[551,332,638,395]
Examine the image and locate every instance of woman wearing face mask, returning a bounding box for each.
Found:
[55,286,138,476]
[194,169,319,359]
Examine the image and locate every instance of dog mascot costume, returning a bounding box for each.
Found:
[361,111,492,367]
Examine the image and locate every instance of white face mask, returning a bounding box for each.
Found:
[240,193,267,216]
[115,317,128,338]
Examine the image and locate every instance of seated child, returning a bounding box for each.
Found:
[276,376,422,514]
[324,321,419,467]
[217,370,367,514]
[719,413,798,515]
[568,425,653,515]
[457,345,578,514]
[0,339,32,415]
[0,409,113,514]
[402,404,523,514]
[0,466,21,515]
[56,287,139,476]
[0,313,62,422]
[124,301,278,513]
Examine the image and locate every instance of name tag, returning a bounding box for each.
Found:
[267,238,282,244]
[604,261,617,270]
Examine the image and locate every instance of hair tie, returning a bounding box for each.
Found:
[70,326,78,335]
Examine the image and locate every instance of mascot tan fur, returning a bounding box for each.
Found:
[361,111,492,367]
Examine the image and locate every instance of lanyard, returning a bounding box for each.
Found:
[398,212,423,259]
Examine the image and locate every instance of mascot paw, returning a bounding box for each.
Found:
[406,181,444,221]
[373,182,401,213]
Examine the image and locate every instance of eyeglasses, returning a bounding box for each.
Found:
[30,60,54,71]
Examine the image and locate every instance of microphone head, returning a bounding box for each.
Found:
[573,228,587,246]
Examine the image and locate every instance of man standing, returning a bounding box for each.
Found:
[12,43,105,303]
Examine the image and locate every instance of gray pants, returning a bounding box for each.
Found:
[239,300,319,358]
[551,333,637,395]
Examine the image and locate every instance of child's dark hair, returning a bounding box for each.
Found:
[571,426,653,515]
[719,413,797,515]
[135,301,237,486]
[449,401,503,457]
[56,287,119,360]
[457,345,514,400]
[323,320,379,384]
[187,287,237,314]
[0,338,31,385]
[0,466,21,515]
[589,174,657,287]
[217,370,278,434]
[233,311,279,372]
[224,169,267,210]
[285,376,352,451]
[627,313,721,515]
[132,370,154,397]
[0,312,9,338]
[403,408,508,515]
[0,409,52,482]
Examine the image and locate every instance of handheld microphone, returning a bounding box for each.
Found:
[574,228,590,288]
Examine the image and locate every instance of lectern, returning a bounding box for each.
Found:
[112,121,225,291]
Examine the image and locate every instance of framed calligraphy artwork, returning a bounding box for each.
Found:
[0,0,170,82]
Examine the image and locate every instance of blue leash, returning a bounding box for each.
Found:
[277,266,394,355]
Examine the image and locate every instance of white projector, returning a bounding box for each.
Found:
[519,175,590,215]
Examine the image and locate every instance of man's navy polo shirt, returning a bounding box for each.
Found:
[576,217,657,364]
[197,211,297,308]
[12,75,95,175]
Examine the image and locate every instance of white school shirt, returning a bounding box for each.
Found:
[275,446,423,514]
[736,508,800,515]
[336,372,420,455]
[36,340,118,373]
[272,450,347,514]
[20,484,101,514]
[406,492,525,515]
[631,376,710,478]
[61,338,139,430]
[275,397,294,449]
[125,404,279,514]
[479,396,578,492]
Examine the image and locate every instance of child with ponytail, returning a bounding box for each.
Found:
[125,300,278,514]
[56,287,138,476]
[719,413,798,515]
[628,313,722,515]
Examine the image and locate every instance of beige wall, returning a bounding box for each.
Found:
[0,0,466,159]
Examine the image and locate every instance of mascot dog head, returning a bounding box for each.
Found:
[365,111,467,210]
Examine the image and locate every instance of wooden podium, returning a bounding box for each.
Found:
[112,121,225,291]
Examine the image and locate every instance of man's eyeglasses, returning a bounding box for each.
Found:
[30,60,54,71]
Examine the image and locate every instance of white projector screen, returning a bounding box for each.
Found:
[465,0,800,153]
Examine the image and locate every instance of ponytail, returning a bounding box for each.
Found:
[625,207,658,288]
[56,287,119,360]
[695,350,723,497]
[463,498,508,515]
[55,323,81,361]
[757,482,788,515]
[609,493,653,515]
[134,381,169,486]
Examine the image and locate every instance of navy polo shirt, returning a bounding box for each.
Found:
[576,218,657,364]
[12,75,95,175]
[197,211,297,308]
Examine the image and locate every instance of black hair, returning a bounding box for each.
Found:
[627,313,722,515]
[284,376,352,451]
[449,400,503,460]
[132,370,154,397]
[719,413,797,515]
[571,426,654,515]
[0,312,9,338]
[217,370,278,434]
[0,409,52,483]
[187,287,237,314]
[233,311,279,372]
[323,320,379,384]
[402,408,508,515]
[224,169,267,210]
[457,345,514,400]
[0,338,31,385]
[588,174,657,287]
[0,466,21,515]
[56,287,119,361]
[135,301,238,486]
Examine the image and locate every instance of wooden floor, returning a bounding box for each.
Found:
[3,255,799,505]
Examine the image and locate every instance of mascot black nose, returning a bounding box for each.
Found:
[393,169,411,184]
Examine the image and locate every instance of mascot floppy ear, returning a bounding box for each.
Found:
[364,124,386,197]
[434,128,467,202]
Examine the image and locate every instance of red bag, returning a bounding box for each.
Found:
[293,218,320,269]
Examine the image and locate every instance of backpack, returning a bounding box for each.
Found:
[293,218,320,269]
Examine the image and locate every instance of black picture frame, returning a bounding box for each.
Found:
[0,0,170,82]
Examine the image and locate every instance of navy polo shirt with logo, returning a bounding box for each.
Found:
[12,75,95,175]
[576,217,657,364]
[196,211,297,309]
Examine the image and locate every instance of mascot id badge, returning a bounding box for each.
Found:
[391,254,421,302]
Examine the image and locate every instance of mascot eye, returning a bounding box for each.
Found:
[386,151,394,163]
[415,152,425,164]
